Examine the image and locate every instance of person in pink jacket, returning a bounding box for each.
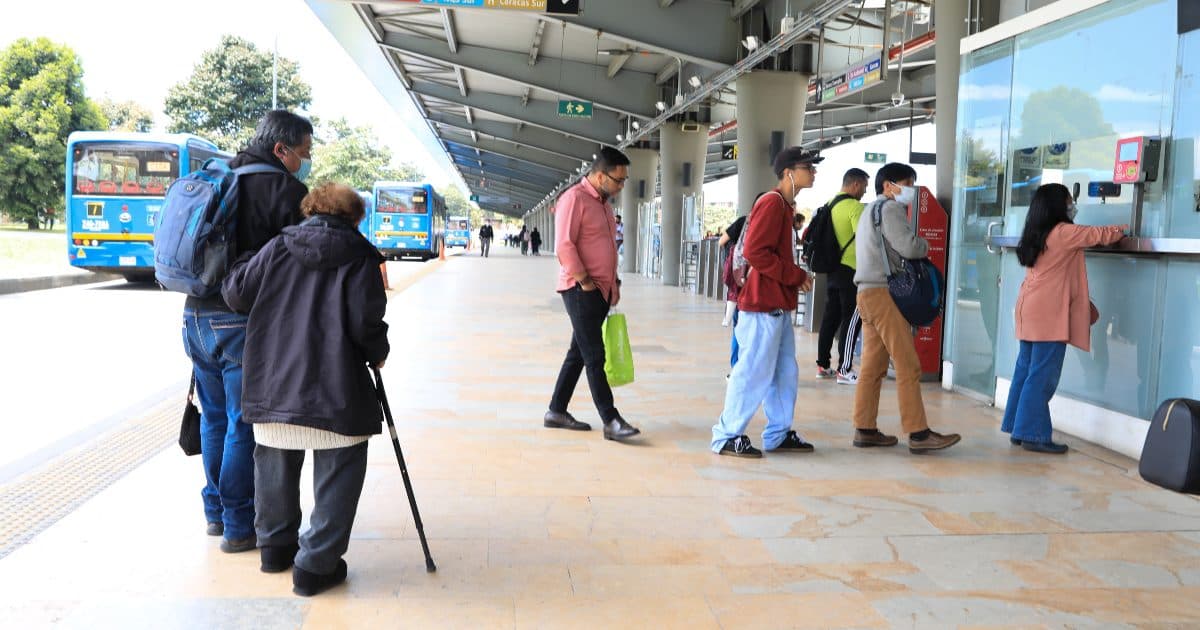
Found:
[1001,183,1126,454]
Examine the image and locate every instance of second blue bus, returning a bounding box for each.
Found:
[446,215,471,249]
[368,182,446,261]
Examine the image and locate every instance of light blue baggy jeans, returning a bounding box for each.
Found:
[711,310,800,451]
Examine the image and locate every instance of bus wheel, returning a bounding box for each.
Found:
[123,273,155,284]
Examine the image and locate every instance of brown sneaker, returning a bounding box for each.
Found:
[852,430,898,448]
[908,430,961,454]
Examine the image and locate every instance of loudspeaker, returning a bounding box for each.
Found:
[769,131,785,163]
[682,162,692,187]
[638,179,646,199]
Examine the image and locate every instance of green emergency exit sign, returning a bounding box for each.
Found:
[865,152,887,163]
[558,100,593,119]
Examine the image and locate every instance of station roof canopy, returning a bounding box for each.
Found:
[306,0,936,217]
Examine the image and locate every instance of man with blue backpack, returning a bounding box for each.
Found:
[166,110,313,554]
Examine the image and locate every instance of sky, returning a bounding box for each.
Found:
[1,0,939,207]
[0,0,453,187]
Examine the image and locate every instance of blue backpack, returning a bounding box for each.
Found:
[153,160,284,297]
[870,199,944,327]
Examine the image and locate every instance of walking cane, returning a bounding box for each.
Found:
[372,367,436,572]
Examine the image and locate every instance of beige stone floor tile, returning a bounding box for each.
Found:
[706,592,889,629]
[303,597,515,630]
[566,564,732,596]
[513,595,719,630]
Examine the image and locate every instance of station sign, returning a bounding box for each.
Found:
[469,194,479,202]
[816,54,882,105]
[558,100,593,119]
[864,152,887,163]
[399,0,579,14]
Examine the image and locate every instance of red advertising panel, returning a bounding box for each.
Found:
[909,187,948,380]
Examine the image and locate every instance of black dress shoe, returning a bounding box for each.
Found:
[293,559,347,597]
[1022,440,1068,454]
[602,416,640,441]
[261,543,299,574]
[1009,437,1022,445]
[544,410,591,431]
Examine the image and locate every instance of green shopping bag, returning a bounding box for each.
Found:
[602,312,634,387]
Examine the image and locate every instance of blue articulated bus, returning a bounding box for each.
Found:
[446,215,470,249]
[369,182,446,261]
[65,131,228,282]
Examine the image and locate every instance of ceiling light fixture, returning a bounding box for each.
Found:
[741,36,760,51]
[632,121,641,130]
[616,133,623,142]
[688,75,702,89]
[655,101,667,112]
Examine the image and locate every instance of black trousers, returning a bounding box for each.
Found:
[817,265,858,370]
[254,441,369,575]
[550,285,617,421]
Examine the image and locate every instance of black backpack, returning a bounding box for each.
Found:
[1140,398,1200,493]
[801,193,854,273]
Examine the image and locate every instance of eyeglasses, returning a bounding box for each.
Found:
[604,172,629,185]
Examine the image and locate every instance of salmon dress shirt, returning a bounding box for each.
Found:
[554,178,620,306]
[1014,222,1124,352]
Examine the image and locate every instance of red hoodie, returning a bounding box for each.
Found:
[737,191,808,313]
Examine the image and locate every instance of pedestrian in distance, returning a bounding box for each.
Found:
[222,182,389,597]
[544,146,641,442]
[850,162,960,453]
[711,147,818,458]
[181,110,312,553]
[478,222,494,258]
[520,225,529,255]
[531,227,542,256]
[814,168,870,383]
[615,213,625,255]
[1002,183,1126,454]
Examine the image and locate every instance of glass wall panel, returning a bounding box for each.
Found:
[1005,0,1176,237]
[996,253,1162,419]
[1156,259,1200,402]
[947,40,1013,397]
[1165,30,1200,237]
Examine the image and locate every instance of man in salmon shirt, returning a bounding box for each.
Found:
[544,147,641,442]
[711,147,819,458]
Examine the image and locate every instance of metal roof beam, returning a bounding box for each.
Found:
[528,18,546,67]
[453,163,561,195]
[440,9,458,53]
[379,33,659,118]
[439,133,577,174]
[407,80,617,146]
[446,153,564,188]
[426,112,598,161]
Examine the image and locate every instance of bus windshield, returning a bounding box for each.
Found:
[377,188,427,214]
[71,142,180,197]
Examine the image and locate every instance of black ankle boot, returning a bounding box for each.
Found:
[260,543,299,573]
[293,559,348,597]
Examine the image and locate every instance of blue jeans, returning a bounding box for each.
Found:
[1001,340,1067,444]
[712,310,800,451]
[183,309,255,541]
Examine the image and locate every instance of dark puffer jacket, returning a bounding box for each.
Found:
[222,215,389,436]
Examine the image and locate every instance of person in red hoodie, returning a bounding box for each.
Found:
[711,147,819,458]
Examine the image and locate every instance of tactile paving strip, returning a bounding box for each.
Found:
[0,396,180,559]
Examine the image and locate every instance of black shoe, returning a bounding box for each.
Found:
[718,435,762,458]
[769,430,815,452]
[261,543,299,573]
[220,535,257,554]
[293,559,348,597]
[1009,437,1022,445]
[602,416,641,441]
[544,410,591,431]
[1022,440,1068,454]
[206,522,223,537]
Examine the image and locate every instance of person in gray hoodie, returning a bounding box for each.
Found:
[850,163,960,454]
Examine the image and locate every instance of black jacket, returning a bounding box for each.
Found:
[479,225,494,239]
[187,145,309,311]
[222,215,389,436]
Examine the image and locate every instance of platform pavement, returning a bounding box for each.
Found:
[2,244,1199,629]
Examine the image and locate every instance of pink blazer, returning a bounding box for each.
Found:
[1014,222,1124,351]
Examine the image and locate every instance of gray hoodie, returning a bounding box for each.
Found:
[853,197,929,290]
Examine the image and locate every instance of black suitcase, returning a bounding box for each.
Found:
[1140,398,1200,493]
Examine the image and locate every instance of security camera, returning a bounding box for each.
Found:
[891,91,906,107]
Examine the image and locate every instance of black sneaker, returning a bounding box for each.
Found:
[718,435,762,458]
[770,430,815,452]
[220,535,257,554]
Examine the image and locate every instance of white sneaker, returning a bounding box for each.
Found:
[721,319,730,327]
[836,370,858,385]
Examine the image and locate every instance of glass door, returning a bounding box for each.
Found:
[947,40,1014,399]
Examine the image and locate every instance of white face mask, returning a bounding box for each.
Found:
[893,185,916,205]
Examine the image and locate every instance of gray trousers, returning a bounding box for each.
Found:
[254,441,368,575]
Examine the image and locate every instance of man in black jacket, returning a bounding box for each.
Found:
[181,110,312,554]
[479,222,494,257]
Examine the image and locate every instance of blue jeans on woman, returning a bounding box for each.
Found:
[183,309,255,541]
[1001,340,1067,444]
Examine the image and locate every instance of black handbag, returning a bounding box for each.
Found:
[179,375,202,456]
[871,200,944,327]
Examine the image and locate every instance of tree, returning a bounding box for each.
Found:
[164,35,312,151]
[0,38,106,229]
[98,97,154,132]
[439,185,483,227]
[308,118,424,190]
[703,203,736,237]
